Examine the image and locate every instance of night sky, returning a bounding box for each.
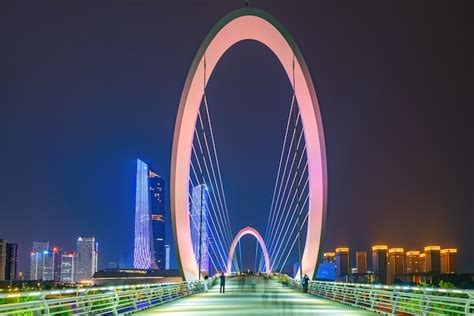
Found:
[1,1,472,273]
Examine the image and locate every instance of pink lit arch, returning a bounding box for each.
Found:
[171,8,327,280]
[226,226,270,274]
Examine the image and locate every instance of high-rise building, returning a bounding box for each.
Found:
[165,245,171,270]
[75,237,98,282]
[419,253,426,272]
[134,159,167,270]
[149,169,166,270]
[388,248,404,284]
[335,247,350,277]
[372,245,388,284]
[356,251,368,274]
[406,251,421,273]
[30,241,50,280]
[134,159,154,269]
[61,252,76,283]
[440,249,457,274]
[42,250,55,281]
[323,252,336,264]
[5,243,18,281]
[0,239,6,281]
[191,184,209,274]
[51,247,62,281]
[424,246,441,273]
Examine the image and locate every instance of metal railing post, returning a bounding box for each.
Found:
[370,289,376,310]
[465,292,473,315]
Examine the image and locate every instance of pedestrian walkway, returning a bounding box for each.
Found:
[137,275,375,315]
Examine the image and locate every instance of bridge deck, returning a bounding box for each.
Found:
[137,276,375,315]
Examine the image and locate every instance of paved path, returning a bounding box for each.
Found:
[137,276,375,315]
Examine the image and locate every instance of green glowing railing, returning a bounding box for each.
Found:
[0,281,205,315]
[286,278,474,315]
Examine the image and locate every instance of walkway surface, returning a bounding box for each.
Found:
[137,276,375,315]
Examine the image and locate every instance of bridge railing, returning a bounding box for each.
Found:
[0,280,204,315]
[286,278,474,315]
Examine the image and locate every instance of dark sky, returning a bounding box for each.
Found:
[1,1,472,273]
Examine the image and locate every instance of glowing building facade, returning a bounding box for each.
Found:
[30,241,51,280]
[372,245,388,284]
[440,249,457,273]
[424,245,441,273]
[406,251,421,273]
[134,159,166,270]
[190,184,209,274]
[75,237,98,282]
[323,252,336,264]
[149,170,166,269]
[335,247,350,277]
[356,251,368,274]
[61,252,76,283]
[388,248,404,284]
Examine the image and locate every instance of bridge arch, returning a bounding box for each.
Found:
[226,226,270,274]
[171,7,327,280]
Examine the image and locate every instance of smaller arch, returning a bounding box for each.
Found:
[226,226,271,273]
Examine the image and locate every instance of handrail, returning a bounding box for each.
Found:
[285,277,474,315]
[0,280,207,315]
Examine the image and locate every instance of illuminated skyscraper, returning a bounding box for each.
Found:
[134,159,166,270]
[191,184,209,274]
[388,248,404,284]
[356,251,368,274]
[61,252,76,283]
[372,245,388,284]
[30,241,50,280]
[75,237,98,282]
[406,251,421,273]
[335,247,350,277]
[51,247,62,281]
[149,169,166,270]
[0,239,6,281]
[419,253,426,272]
[440,249,457,273]
[5,243,18,281]
[42,251,55,281]
[424,246,441,273]
[323,252,336,264]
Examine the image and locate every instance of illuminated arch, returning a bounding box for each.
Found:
[171,7,327,280]
[226,226,270,274]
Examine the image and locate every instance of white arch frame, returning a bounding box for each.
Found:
[226,226,270,274]
[171,7,327,280]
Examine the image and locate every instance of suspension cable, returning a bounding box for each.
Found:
[276,210,309,273]
[192,133,233,248]
[267,147,307,256]
[190,150,231,268]
[265,111,301,250]
[189,175,229,268]
[266,128,304,251]
[268,163,308,260]
[270,180,309,268]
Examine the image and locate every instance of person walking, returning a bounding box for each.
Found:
[219,272,226,294]
[203,275,209,291]
[302,274,310,293]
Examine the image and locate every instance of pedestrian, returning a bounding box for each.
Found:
[302,274,310,293]
[220,272,226,294]
[204,275,209,291]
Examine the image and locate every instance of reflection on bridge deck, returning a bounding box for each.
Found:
[137,275,375,315]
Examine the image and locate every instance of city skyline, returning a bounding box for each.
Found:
[0,1,472,274]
